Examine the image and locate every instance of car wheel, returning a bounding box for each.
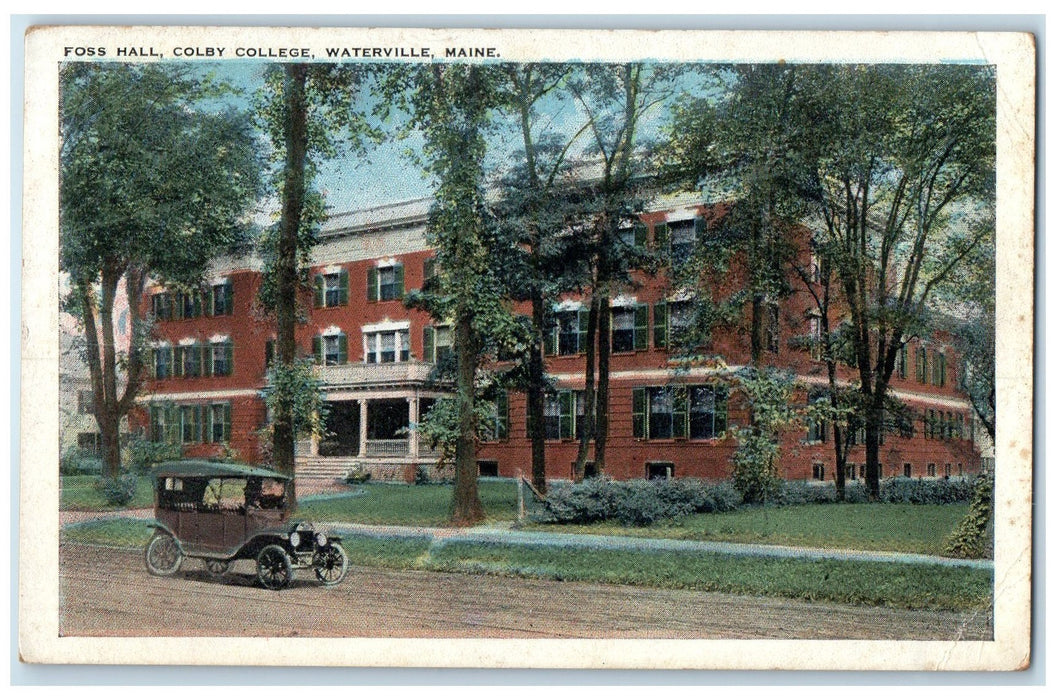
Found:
[313,543,348,586]
[145,533,183,576]
[256,544,293,590]
[204,559,230,577]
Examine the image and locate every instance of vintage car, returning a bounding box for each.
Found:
[144,461,348,590]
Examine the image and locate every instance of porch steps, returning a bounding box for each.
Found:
[294,456,428,483]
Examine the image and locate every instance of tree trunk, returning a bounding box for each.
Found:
[451,313,484,525]
[573,293,599,481]
[527,289,548,493]
[594,295,611,474]
[273,63,309,506]
[864,404,883,499]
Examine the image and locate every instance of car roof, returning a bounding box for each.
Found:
[151,460,292,481]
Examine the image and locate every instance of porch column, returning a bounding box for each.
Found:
[407,395,420,458]
[358,399,369,458]
[309,410,320,456]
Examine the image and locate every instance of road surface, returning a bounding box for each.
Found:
[59,542,992,639]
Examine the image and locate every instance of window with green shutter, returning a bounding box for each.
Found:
[654,222,669,254]
[423,326,435,363]
[366,267,378,302]
[483,391,509,442]
[210,403,231,443]
[612,304,647,352]
[632,387,648,439]
[634,304,649,351]
[653,302,668,349]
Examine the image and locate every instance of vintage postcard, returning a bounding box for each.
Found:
[20,25,1035,670]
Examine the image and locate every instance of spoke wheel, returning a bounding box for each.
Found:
[256,544,293,590]
[313,543,348,586]
[204,559,230,577]
[145,533,183,576]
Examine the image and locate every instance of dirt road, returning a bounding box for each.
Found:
[59,543,992,639]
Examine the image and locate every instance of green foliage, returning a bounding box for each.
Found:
[943,472,994,559]
[123,435,182,475]
[60,446,102,476]
[728,368,803,503]
[538,477,741,526]
[260,359,330,441]
[94,473,139,507]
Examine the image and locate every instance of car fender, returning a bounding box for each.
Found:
[143,520,178,540]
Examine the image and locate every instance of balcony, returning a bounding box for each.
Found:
[315,360,436,390]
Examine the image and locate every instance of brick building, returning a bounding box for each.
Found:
[133,193,983,484]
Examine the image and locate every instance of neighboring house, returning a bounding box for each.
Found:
[132,194,984,484]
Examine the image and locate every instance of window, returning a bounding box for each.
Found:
[668,220,697,264]
[313,332,348,366]
[153,345,173,379]
[314,270,349,308]
[932,352,947,386]
[611,303,648,353]
[477,460,499,477]
[180,291,202,320]
[180,344,201,378]
[618,222,647,250]
[77,432,101,455]
[632,385,728,440]
[365,330,409,364]
[210,403,232,444]
[210,341,233,377]
[808,314,823,361]
[367,263,404,302]
[647,462,675,480]
[423,325,454,364]
[180,405,201,444]
[807,391,827,443]
[812,463,825,481]
[848,463,857,481]
[944,463,951,478]
[152,293,173,321]
[481,391,509,442]
[653,300,694,351]
[927,463,936,477]
[422,257,438,289]
[210,281,233,316]
[916,346,928,383]
[264,340,275,369]
[903,462,912,478]
[552,309,588,356]
[543,390,583,441]
[77,389,94,414]
[897,344,908,379]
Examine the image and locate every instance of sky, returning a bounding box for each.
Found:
[193,61,719,217]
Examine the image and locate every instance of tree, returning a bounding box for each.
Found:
[255,64,375,503]
[60,63,262,478]
[802,65,996,498]
[400,64,507,525]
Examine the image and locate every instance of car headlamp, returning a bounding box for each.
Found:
[289,532,301,547]
[316,532,327,547]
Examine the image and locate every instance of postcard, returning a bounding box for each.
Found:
[20,25,1034,670]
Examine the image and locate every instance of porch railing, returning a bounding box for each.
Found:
[365,439,410,457]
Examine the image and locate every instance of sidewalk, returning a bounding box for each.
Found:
[329,521,994,571]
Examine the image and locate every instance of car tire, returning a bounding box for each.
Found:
[145,532,183,576]
[256,544,293,590]
[204,559,230,577]
[313,542,349,586]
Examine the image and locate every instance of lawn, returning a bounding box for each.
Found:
[528,503,971,556]
[294,479,521,526]
[59,519,991,612]
[60,475,155,511]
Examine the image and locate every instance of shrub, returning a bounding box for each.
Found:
[124,436,181,474]
[943,472,994,559]
[60,446,101,475]
[538,477,741,526]
[95,473,138,507]
[344,462,372,484]
[879,476,975,505]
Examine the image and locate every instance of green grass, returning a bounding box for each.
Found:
[60,518,990,612]
[528,503,970,556]
[295,480,521,526]
[60,475,155,511]
[62,517,156,548]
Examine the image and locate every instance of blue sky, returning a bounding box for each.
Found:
[194,61,719,216]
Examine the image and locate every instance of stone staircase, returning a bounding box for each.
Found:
[295,456,435,484]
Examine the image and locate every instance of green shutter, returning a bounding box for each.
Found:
[224,282,233,315]
[694,216,706,235]
[673,387,688,439]
[394,264,405,300]
[544,321,556,356]
[559,391,574,440]
[496,391,509,440]
[715,387,728,433]
[312,336,322,364]
[166,405,179,445]
[577,309,589,353]
[225,342,233,376]
[264,340,274,368]
[173,347,184,378]
[314,274,325,308]
[223,403,232,442]
[203,286,214,317]
[632,388,648,439]
[654,223,670,253]
[150,405,161,441]
[634,304,649,351]
[423,326,435,363]
[202,344,212,377]
[633,222,647,248]
[653,302,668,349]
[367,267,378,302]
[423,257,436,284]
[338,269,349,305]
[337,333,348,364]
